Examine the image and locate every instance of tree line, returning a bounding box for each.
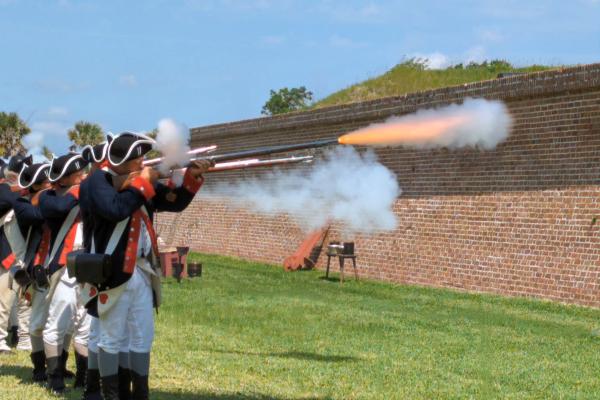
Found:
[0,112,114,159]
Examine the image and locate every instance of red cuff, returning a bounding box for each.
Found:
[130,176,156,201]
[182,169,204,194]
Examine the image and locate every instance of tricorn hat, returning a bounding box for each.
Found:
[48,152,88,182]
[8,154,33,174]
[107,132,155,166]
[18,162,51,189]
[81,133,114,164]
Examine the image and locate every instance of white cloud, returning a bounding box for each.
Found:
[119,74,138,87]
[317,2,383,22]
[479,29,505,43]
[34,79,90,94]
[329,34,368,48]
[184,0,281,11]
[31,120,70,137]
[29,119,83,155]
[260,35,286,45]
[46,106,69,117]
[465,45,487,64]
[410,52,451,70]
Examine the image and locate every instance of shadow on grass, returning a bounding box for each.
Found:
[0,365,330,400]
[0,364,34,385]
[151,392,329,400]
[318,276,340,283]
[210,349,359,363]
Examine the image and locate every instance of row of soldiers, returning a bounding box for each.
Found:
[0,132,211,399]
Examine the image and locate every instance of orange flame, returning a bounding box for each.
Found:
[338,114,470,146]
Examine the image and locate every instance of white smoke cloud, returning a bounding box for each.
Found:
[202,147,400,236]
[154,118,191,185]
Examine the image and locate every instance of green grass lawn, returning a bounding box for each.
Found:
[2,253,600,399]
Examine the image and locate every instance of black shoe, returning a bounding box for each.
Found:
[131,371,149,400]
[30,351,47,383]
[81,368,102,400]
[101,374,120,400]
[61,350,75,379]
[8,326,18,347]
[47,355,66,394]
[74,352,88,388]
[118,366,132,400]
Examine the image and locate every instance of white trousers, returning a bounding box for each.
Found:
[98,267,154,354]
[43,274,90,347]
[0,269,16,350]
[10,294,31,350]
[29,286,49,337]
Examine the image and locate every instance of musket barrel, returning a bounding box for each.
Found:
[205,138,339,163]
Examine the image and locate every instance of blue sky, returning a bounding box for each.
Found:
[1,0,599,154]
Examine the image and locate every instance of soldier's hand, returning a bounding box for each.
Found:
[140,167,159,184]
[188,159,214,178]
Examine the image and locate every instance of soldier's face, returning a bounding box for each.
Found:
[124,157,144,173]
[58,169,85,187]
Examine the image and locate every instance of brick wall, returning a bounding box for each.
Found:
[156,64,600,307]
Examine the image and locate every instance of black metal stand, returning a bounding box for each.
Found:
[325,253,358,283]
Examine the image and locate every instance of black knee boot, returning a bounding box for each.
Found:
[131,371,149,400]
[82,368,102,400]
[46,355,66,394]
[118,366,132,400]
[74,352,88,388]
[8,326,18,347]
[30,351,47,383]
[62,350,75,379]
[101,374,120,400]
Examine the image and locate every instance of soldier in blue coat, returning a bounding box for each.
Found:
[38,152,90,394]
[0,154,32,354]
[79,132,211,400]
[80,138,111,400]
[10,162,51,380]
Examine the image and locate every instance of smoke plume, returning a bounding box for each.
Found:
[201,147,400,235]
[339,98,512,149]
[154,118,191,185]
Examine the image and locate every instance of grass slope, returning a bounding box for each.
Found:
[314,60,555,108]
[1,253,600,399]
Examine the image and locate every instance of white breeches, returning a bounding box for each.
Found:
[29,286,49,337]
[98,267,154,354]
[43,275,90,347]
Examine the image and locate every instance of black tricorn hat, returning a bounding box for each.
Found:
[18,162,51,189]
[107,132,155,166]
[49,152,88,182]
[81,133,114,164]
[8,154,33,174]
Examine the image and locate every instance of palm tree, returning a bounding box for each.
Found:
[0,112,30,157]
[42,146,54,161]
[67,121,104,150]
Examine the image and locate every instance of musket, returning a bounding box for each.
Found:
[114,138,337,190]
[202,138,339,164]
[143,145,218,167]
[198,155,313,173]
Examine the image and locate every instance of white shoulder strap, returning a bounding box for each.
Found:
[91,217,130,255]
[0,210,15,229]
[44,206,80,268]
